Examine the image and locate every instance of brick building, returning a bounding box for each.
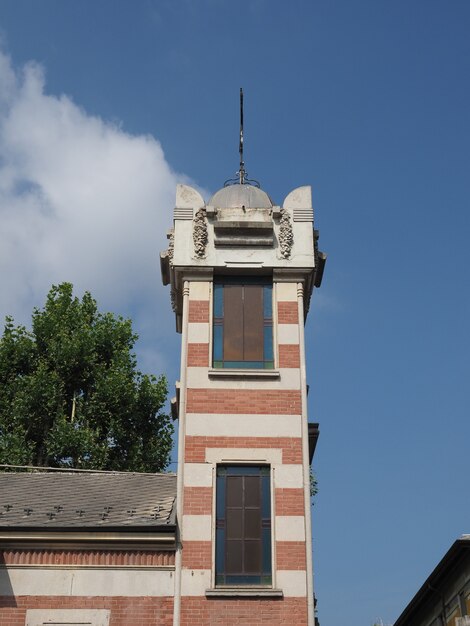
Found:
[0,173,325,625]
[394,536,470,626]
[0,471,177,625]
[160,176,325,626]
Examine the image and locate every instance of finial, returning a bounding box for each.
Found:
[224,88,260,188]
[239,87,245,184]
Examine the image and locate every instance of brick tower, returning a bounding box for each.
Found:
[161,159,325,625]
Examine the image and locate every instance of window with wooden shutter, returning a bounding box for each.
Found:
[213,278,273,369]
[216,465,272,586]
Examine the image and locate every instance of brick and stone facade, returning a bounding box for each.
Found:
[0,472,177,625]
[0,178,325,626]
[161,181,325,626]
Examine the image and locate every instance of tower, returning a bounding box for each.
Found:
[160,114,325,625]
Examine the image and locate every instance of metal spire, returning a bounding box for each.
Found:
[224,88,260,188]
[239,87,245,184]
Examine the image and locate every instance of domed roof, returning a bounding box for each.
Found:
[209,184,273,209]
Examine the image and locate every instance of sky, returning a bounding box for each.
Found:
[0,1,469,624]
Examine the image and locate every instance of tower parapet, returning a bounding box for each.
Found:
[161,182,325,332]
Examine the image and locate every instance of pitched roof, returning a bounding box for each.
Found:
[0,470,177,529]
[394,535,470,626]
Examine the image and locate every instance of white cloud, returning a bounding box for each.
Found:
[0,50,193,374]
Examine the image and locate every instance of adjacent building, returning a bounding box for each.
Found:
[0,471,177,625]
[394,536,470,626]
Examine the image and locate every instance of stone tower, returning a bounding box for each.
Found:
[161,176,325,625]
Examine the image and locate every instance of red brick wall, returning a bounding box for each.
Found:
[188,300,210,323]
[180,288,309,624]
[181,540,212,569]
[183,486,305,517]
[181,540,308,572]
[276,542,307,570]
[180,596,307,626]
[187,343,210,367]
[184,436,303,464]
[1,549,174,567]
[183,486,213,515]
[277,302,299,324]
[274,488,305,516]
[0,596,174,626]
[278,344,300,368]
[189,299,299,324]
[186,389,302,415]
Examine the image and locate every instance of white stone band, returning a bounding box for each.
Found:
[275,516,306,541]
[1,568,174,597]
[185,413,302,438]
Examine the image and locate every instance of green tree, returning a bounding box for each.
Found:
[0,283,173,471]
[310,468,318,500]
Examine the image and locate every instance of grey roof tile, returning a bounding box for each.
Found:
[0,471,177,528]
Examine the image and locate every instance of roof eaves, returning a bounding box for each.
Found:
[0,526,177,550]
[394,536,470,626]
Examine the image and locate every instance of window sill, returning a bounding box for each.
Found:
[208,368,280,380]
[205,588,283,598]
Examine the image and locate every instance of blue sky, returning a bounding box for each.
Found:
[0,1,469,624]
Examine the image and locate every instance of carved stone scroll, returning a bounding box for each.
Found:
[193,208,208,258]
[279,208,293,259]
[167,229,174,265]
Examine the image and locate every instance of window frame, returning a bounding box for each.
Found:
[212,277,274,370]
[215,464,273,588]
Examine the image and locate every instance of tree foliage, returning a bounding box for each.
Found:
[0,283,173,472]
[310,467,318,499]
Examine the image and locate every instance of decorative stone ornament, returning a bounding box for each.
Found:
[278,207,293,259]
[170,286,177,313]
[167,229,174,265]
[193,207,208,258]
